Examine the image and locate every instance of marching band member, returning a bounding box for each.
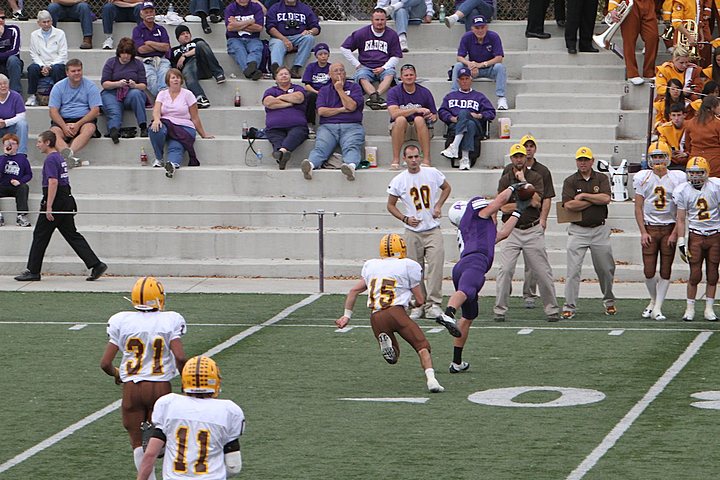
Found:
[671,0,712,66]
[655,45,702,97]
[610,0,659,85]
[653,77,692,127]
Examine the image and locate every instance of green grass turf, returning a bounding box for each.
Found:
[1,293,720,479]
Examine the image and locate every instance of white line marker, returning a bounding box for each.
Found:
[68,324,87,330]
[0,293,322,475]
[427,327,444,334]
[339,397,429,404]
[566,331,713,480]
[608,330,624,336]
[335,327,353,333]
[518,328,534,335]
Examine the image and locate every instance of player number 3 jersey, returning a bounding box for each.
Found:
[152,393,245,480]
[633,170,686,224]
[362,257,422,313]
[106,310,187,383]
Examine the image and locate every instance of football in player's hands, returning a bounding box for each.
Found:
[516,183,536,201]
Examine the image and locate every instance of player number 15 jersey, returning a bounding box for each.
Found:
[362,257,422,312]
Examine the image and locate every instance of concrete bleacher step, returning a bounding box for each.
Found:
[515,93,622,110]
[522,64,627,81]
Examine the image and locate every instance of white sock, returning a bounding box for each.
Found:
[424,368,436,381]
[451,133,464,150]
[461,150,470,160]
[654,278,670,313]
[706,297,715,311]
[134,446,156,480]
[448,13,459,21]
[686,299,695,311]
[644,276,657,301]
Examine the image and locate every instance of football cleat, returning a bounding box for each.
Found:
[378,333,396,364]
[561,310,575,320]
[682,306,695,322]
[131,276,166,311]
[182,356,222,397]
[652,311,666,321]
[641,304,654,318]
[435,313,462,337]
[705,310,718,321]
[379,233,407,259]
[427,378,444,393]
[449,361,470,374]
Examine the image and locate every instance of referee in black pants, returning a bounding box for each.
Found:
[14,130,107,282]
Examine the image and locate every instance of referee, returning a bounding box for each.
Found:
[14,130,107,282]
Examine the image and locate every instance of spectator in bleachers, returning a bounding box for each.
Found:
[26,10,67,107]
[450,15,507,110]
[225,0,265,81]
[7,0,27,20]
[386,63,437,169]
[612,0,658,85]
[688,80,718,114]
[658,103,689,170]
[444,0,493,31]
[171,25,226,109]
[0,133,31,227]
[263,66,308,170]
[0,9,22,95]
[701,46,720,83]
[439,67,495,170]
[671,0,711,67]
[101,0,143,50]
[340,8,403,110]
[149,68,213,178]
[376,0,433,52]
[0,74,28,154]
[653,78,690,127]
[685,95,720,177]
[655,46,702,96]
[300,63,364,181]
[133,1,171,97]
[47,0,94,49]
[266,0,320,78]
[302,42,330,137]
[189,0,224,34]
[48,58,101,166]
[101,37,149,144]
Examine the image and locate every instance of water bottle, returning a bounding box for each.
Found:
[640,153,647,170]
[242,120,249,139]
[256,151,263,163]
[438,4,445,22]
[234,88,242,107]
[140,147,148,166]
[167,2,174,13]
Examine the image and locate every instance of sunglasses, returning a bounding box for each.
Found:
[400,64,415,72]
[0,16,7,20]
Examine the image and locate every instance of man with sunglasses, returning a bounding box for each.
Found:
[387,64,437,169]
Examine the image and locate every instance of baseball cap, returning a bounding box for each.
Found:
[457,67,472,78]
[141,1,155,9]
[313,43,329,55]
[175,24,190,40]
[509,144,527,156]
[520,134,536,147]
[575,147,593,160]
[472,15,487,26]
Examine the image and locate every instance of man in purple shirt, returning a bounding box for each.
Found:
[132,2,171,96]
[266,0,320,79]
[47,0,94,49]
[300,63,365,182]
[439,67,495,170]
[451,15,508,111]
[386,63,437,168]
[340,8,403,110]
[0,11,23,94]
[0,133,31,227]
[14,130,107,282]
[225,0,265,81]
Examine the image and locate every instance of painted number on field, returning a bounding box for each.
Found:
[468,386,606,408]
[690,391,720,410]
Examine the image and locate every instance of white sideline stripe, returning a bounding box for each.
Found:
[0,293,322,475]
[566,331,713,480]
[68,324,87,330]
[518,328,534,335]
[339,397,429,404]
[427,327,444,334]
[335,327,353,333]
[608,329,624,336]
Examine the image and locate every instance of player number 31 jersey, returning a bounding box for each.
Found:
[362,257,422,312]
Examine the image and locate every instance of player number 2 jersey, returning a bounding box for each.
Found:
[673,179,720,232]
[152,393,245,480]
[633,170,686,224]
[106,310,187,383]
[362,257,422,312]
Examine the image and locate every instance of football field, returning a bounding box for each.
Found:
[2,291,720,479]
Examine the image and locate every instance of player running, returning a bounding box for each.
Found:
[100,276,187,480]
[633,141,686,320]
[137,356,245,480]
[674,157,720,321]
[335,233,452,393]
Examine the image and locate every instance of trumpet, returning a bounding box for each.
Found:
[676,19,704,62]
[592,0,634,59]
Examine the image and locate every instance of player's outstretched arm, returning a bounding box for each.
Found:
[479,186,515,219]
[136,437,164,480]
[336,278,367,328]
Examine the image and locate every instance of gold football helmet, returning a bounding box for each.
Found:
[686,156,709,189]
[379,233,406,259]
[131,276,165,311]
[182,356,221,397]
[647,141,671,169]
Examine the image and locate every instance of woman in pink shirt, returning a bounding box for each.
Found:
[149,68,212,178]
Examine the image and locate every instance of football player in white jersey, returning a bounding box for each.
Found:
[633,142,686,320]
[673,157,720,321]
[335,233,455,393]
[100,277,187,479]
[137,356,245,480]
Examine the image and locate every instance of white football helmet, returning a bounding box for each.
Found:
[448,201,468,226]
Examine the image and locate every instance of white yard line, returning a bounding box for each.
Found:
[566,331,713,480]
[0,293,322,475]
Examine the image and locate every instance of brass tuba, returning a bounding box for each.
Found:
[676,19,701,61]
[592,0,634,59]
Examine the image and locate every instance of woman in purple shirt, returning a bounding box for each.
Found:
[100,37,149,144]
[262,66,309,170]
